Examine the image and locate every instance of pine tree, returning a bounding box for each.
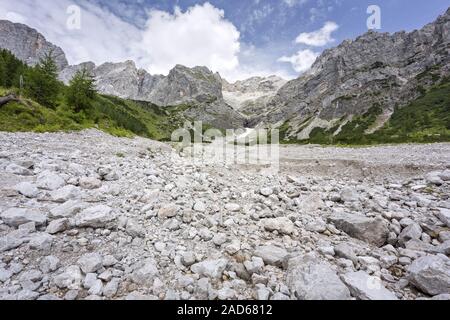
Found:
[0,53,6,87]
[66,68,97,112]
[0,49,27,88]
[26,51,60,108]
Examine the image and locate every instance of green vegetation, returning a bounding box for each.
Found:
[1,49,448,145]
[66,68,96,112]
[0,49,193,139]
[281,80,450,145]
[25,52,60,107]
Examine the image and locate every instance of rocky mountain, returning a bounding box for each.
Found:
[222,76,287,116]
[251,8,450,141]
[0,20,68,71]
[0,20,245,129]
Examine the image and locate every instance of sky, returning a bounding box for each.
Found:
[0,0,449,81]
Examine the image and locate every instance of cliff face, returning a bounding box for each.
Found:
[0,20,246,128]
[222,76,287,116]
[253,8,450,139]
[0,20,68,71]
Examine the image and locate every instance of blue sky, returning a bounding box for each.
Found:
[1,0,449,80]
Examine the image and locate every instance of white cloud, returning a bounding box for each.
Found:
[0,0,298,81]
[278,49,319,73]
[140,3,240,75]
[0,1,241,76]
[295,21,338,46]
[283,0,308,8]
[5,11,27,24]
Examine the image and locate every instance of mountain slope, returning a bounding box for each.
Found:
[255,7,450,143]
[222,76,287,116]
[0,20,68,71]
[0,20,246,129]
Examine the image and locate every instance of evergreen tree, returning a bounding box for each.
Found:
[26,51,60,107]
[0,49,27,88]
[66,68,97,112]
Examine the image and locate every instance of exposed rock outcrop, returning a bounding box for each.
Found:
[251,8,450,138]
[0,20,68,70]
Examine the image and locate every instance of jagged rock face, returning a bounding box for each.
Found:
[61,62,245,128]
[58,62,96,84]
[253,8,450,137]
[0,20,68,71]
[149,65,223,106]
[0,19,245,128]
[222,76,287,115]
[60,62,223,107]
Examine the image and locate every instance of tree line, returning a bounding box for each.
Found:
[0,49,96,112]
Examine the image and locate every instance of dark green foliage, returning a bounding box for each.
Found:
[25,52,61,108]
[368,80,450,143]
[280,79,450,145]
[66,68,96,112]
[92,96,149,137]
[0,49,28,88]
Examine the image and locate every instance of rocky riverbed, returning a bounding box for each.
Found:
[0,129,449,300]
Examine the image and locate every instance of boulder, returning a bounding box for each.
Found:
[1,208,47,227]
[407,255,450,296]
[341,271,398,300]
[261,217,295,235]
[15,182,39,198]
[329,213,389,247]
[74,205,116,229]
[191,259,228,279]
[254,245,289,267]
[286,254,351,300]
[36,171,65,191]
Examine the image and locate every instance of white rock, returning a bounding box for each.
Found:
[260,188,273,197]
[341,271,398,300]
[287,254,351,300]
[50,185,81,203]
[54,265,83,290]
[262,217,295,235]
[329,213,389,247]
[126,219,146,238]
[218,287,236,300]
[212,233,228,246]
[29,233,54,251]
[103,278,120,298]
[131,258,159,286]
[74,205,116,228]
[407,255,450,296]
[254,245,288,267]
[0,208,47,227]
[340,188,359,202]
[36,171,65,191]
[15,182,39,198]
[398,223,422,246]
[181,252,197,267]
[0,267,13,282]
[438,208,450,228]
[193,201,206,212]
[244,257,265,275]
[46,218,69,234]
[77,253,103,274]
[191,259,228,279]
[158,204,179,219]
[79,177,102,190]
[49,200,87,219]
[225,203,241,212]
[40,256,60,273]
